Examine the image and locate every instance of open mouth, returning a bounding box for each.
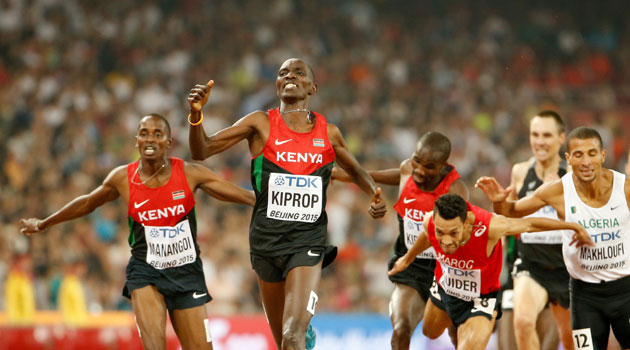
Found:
[144,146,156,156]
[579,168,593,177]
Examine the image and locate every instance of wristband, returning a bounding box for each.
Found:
[188,112,203,126]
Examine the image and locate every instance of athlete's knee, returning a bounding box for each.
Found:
[513,313,537,335]
[140,333,167,350]
[422,322,444,340]
[392,317,415,338]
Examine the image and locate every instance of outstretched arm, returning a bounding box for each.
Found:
[20,166,125,236]
[332,167,401,185]
[388,214,433,275]
[187,80,262,160]
[489,215,594,247]
[186,163,255,206]
[328,124,386,218]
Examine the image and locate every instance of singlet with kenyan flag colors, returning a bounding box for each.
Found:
[127,157,199,270]
[428,203,502,301]
[250,108,336,256]
[392,165,460,265]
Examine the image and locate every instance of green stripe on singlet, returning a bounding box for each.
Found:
[127,216,135,246]
[253,154,264,192]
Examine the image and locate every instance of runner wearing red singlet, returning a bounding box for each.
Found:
[333,131,466,349]
[186,58,386,350]
[20,114,255,350]
[389,193,592,350]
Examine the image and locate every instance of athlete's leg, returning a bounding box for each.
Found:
[513,274,548,350]
[170,304,213,350]
[131,285,168,350]
[421,299,452,340]
[609,311,630,350]
[257,276,286,349]
[497,309,516,350]
[389,283,425,350]
[537,307,560,350]
[281,261,322,350]
[607,328,622,350]
[549,302,574,350]
[571,301,610,350]
[456,312,497,350]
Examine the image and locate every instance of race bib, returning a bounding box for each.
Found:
[576,237,627,272]
[144,220,196,269]
[471,296,496,315]
[267,173,322,223]
[403,216,436,259]
[572,329,594,350]
[439,264,481,301]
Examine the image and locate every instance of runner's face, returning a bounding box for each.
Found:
[276,59,315,102]
[135,117,172,160]
[529,116,564,163]
[566,137,605,183]
[434,213,466,255]
[410,148,444,186]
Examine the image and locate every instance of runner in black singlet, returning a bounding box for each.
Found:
[497,111,572,350]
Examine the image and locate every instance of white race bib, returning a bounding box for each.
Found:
[267,173,322,223]
[439,264,481,301]
[144,220,196,269]
[403,216,436,259]
[572,329,594,350]
[576,237,627,272]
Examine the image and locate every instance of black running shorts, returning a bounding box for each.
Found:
[387,256,435,302]
[570,276,630,350]
[429,279,502,327]
[123,256,211,310]
[251,245,337,282]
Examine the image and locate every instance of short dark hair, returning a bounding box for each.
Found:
[566,126,603,151]
[143,113,171,137]
[418,131,451,162]
[434,194,467,223]
[535,110,565,134]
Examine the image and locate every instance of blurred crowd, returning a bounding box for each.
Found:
[1,0,629,320]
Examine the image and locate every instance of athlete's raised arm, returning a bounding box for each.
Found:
[185,163,255,206]
[19,166,126,235]
[328,123,387,218]
[187,80,268,160]
[476,176,556,217]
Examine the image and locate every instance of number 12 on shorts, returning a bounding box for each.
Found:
[572,328,593,350]
[306,290,318,316]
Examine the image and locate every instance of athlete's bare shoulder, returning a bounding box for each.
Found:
[326,123,344,147]
[400,158,412,175]
[237,109,269,127]
[106,165,129,187]
[511,158,533,184]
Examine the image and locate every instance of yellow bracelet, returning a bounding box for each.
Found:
[188,112,203,126]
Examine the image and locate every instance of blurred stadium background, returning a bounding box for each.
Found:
[1,0,629,349]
